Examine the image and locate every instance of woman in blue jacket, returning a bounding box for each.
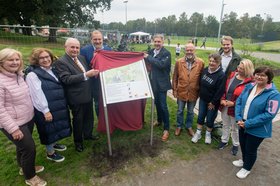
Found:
[234,66,280,179]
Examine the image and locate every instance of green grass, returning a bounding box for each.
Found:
[0,42,279,185]
[0,43,215,185]
[0,97,217,185]
[168,36,280,53]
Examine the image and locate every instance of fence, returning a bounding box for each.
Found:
[0,25,121,48]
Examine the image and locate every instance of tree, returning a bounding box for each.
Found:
[189,12,204,37]
[222,12,239,37]
[0,0,112,42]
[176,12,189,36]
[204,15,219,37]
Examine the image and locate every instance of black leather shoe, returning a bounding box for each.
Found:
[75,144,84,152]
[84,135,100,141]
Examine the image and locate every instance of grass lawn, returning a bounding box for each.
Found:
[0,43,279,185]
[168,36,280,53]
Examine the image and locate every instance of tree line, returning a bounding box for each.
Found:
[0,1,279,42]
[103,12,280,42]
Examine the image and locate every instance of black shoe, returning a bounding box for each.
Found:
[84,135,100,141]
[53,144,67,151]
[231,145,238,156]
[218,142,228,150]
[75,144,84,152]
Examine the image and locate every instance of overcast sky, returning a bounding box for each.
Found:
[94,0,280,24]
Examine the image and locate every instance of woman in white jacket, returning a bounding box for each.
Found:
[0,48,46,186]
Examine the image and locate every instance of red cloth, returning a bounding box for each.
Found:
[91,50,144,72]
[91,50,146,134]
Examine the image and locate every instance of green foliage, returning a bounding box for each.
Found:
[101,12,279,41]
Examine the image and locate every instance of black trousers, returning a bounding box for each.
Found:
[69,101,94,145]
[239,128,264,171]
[2,120,36,180]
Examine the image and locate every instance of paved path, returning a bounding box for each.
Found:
[118,121,280,186]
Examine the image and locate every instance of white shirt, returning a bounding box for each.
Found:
[221,51,232,73]
[26,67,58,114]
[243,85,258,120]
[153,49,161,57]
[175,46,181,53]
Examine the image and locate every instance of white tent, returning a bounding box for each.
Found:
[129,31,150,36]
[129,31,151,43]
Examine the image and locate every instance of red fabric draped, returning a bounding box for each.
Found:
[91,50,146,134]
[91,50,144,72]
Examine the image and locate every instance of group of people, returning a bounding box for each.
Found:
[0,30,108,186]
[0,31,279,186]
[146,35,280,179]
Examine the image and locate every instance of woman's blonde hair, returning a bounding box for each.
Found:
[29,48,55,66]
[0,48,24,73]
[239,59,254,77]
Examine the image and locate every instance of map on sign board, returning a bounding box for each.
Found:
[101,59,151,104]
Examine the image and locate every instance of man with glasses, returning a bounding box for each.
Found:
[172,43,204,137]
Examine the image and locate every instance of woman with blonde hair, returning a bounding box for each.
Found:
[218,59,254,155]
[0,48,46,186]
[26,48,71,162]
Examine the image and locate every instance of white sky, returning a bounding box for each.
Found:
[94,0,280,24]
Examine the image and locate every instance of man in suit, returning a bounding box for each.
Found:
[54,38,99,152]
[144,34,172,142]
[80,30,112,117]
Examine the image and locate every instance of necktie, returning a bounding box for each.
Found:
[74,58,85,73]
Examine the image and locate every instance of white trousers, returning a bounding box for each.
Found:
[221,107,239,146]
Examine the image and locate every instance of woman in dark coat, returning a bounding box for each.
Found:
[26,48,71,162]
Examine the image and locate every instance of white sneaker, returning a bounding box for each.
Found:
[232,159,244,167]
[205,133,211,144]
[191,132,201,143]
[25,175,47,186]
[236,168,250,179]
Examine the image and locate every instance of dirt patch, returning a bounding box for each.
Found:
[113,122,280,186]
[90,138,164,177]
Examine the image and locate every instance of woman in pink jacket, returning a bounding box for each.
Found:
[0,48,46,186]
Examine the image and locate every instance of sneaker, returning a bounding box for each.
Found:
[47,152,65,162]
[191,132,201,143]
[53,144,67,151]
[162,130,169,142]
[236,168,251,179]
[218,142,228,150]
[25,175,47,186]
[231,145,238,156]
[19,166,44,176]
[205,133,212,144]
[232,159,244,167]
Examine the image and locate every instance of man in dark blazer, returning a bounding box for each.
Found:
[144,34,171,142]
[54,38,99,152]
[80,30,112,116]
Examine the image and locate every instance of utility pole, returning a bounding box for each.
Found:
[217,0,226,43]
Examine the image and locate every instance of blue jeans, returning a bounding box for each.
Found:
[46,143,55,154]
[239,128,264,171]
[154,90,170,130]
[176,99,196,129]
[197,98,218,129]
